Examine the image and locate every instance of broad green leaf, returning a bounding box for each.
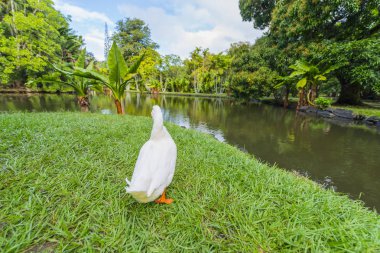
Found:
[290,61,311,72]
[108,41,128,85]
[86,61,94,71]
[72,67,108,84]
[296,77,307,89]
[322,64,344,75]
[75,49,86,68]
[127,53,145,75]
[124,73,137,82]
[315,75,327,81]
[289,70,305,77]
[274,81,285,89]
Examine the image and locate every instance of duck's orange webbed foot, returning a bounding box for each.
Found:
[155,189,173,204]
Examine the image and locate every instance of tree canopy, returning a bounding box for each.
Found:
[0,0,83,85]
[239,0,380,104]
[112,18,159,61]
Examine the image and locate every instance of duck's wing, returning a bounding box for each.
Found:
[146,140,177,197]
[127,141,157,192]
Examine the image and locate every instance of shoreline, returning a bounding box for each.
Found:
[1,89,379,129]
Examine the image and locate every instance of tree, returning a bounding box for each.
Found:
[271,0,379,104]
[228,39,279,99]
[280,61,341,109]
[55,42,144,114]
[313,39,380,104]
[240,0,380,104]
[239,0,275,29]
[0,0,83,86]
[104,22,111,61]
[132,48,161,93]
[230,67,276,100]
[270,0,380,45]
[112,18,159,60]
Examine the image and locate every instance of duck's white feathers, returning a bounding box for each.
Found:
[125,106,177,203]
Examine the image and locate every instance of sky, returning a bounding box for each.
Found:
[53,0,263,60]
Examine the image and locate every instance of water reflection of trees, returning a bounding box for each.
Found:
[0,94,78,112]
[221,104,380,209]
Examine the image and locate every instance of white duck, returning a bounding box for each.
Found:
[125,105,177,204]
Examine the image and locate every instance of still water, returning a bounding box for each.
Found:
[1,93,380,210]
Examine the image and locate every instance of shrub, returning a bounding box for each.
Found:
[315,97,332,110]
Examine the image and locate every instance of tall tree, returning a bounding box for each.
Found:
[240,0,380,104]
[0,0,83,86]
[239,0,275,29]
[104,22,111,61]
[112,18,159,60]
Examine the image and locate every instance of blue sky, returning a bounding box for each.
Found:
[53,0,262,60]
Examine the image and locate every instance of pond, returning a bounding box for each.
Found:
[1,93,379,211]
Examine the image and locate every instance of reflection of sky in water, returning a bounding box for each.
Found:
[161,108,226,142]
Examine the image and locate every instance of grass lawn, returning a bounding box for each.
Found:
[332,103,380,118]
[0,113,379,252]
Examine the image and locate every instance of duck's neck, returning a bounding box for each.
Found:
[150,119,164,139]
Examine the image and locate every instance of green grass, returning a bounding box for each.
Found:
[332,104,380,118]
[0,113,379,252]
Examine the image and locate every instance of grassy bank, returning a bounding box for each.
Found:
[0,113,379,252]
[332,103,380,118]
[261,97,380,118]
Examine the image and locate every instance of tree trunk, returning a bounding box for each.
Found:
[78,96,89,112]
[284,88,289,108]
[115,99,124,114]
[336,75,361,105]
[310,83,317,103]
[297,88,307,110]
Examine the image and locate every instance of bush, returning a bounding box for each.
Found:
[315,97,332,110]
[229,67,277,99]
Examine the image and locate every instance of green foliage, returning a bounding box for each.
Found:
[131,48,161,92]
[184,47,231,94]
[283,60,341,107]
[228,39,280,99]
[289,61,341,89]
[112,18,159,60]
[315,97,333,110]
[239,0,276,29]
[314,39,380,100]
[0,0,83,85]
[240,0,380,104]
[230,67,276,99]
[56,42,144,113]
[270,0,380,45]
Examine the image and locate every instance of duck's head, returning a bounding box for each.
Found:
[151,105,163,123]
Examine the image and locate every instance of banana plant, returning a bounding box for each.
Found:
[284,61,341,109]
[29,49,98,112]
[54,41,144,114]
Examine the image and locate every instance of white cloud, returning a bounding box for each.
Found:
[82,29,105,60]
[118,0,262,58]
[53,0,113,60]
[53,0,262,60]
[54,0,113,24]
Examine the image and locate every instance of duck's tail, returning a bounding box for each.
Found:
[125,178,131,186]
